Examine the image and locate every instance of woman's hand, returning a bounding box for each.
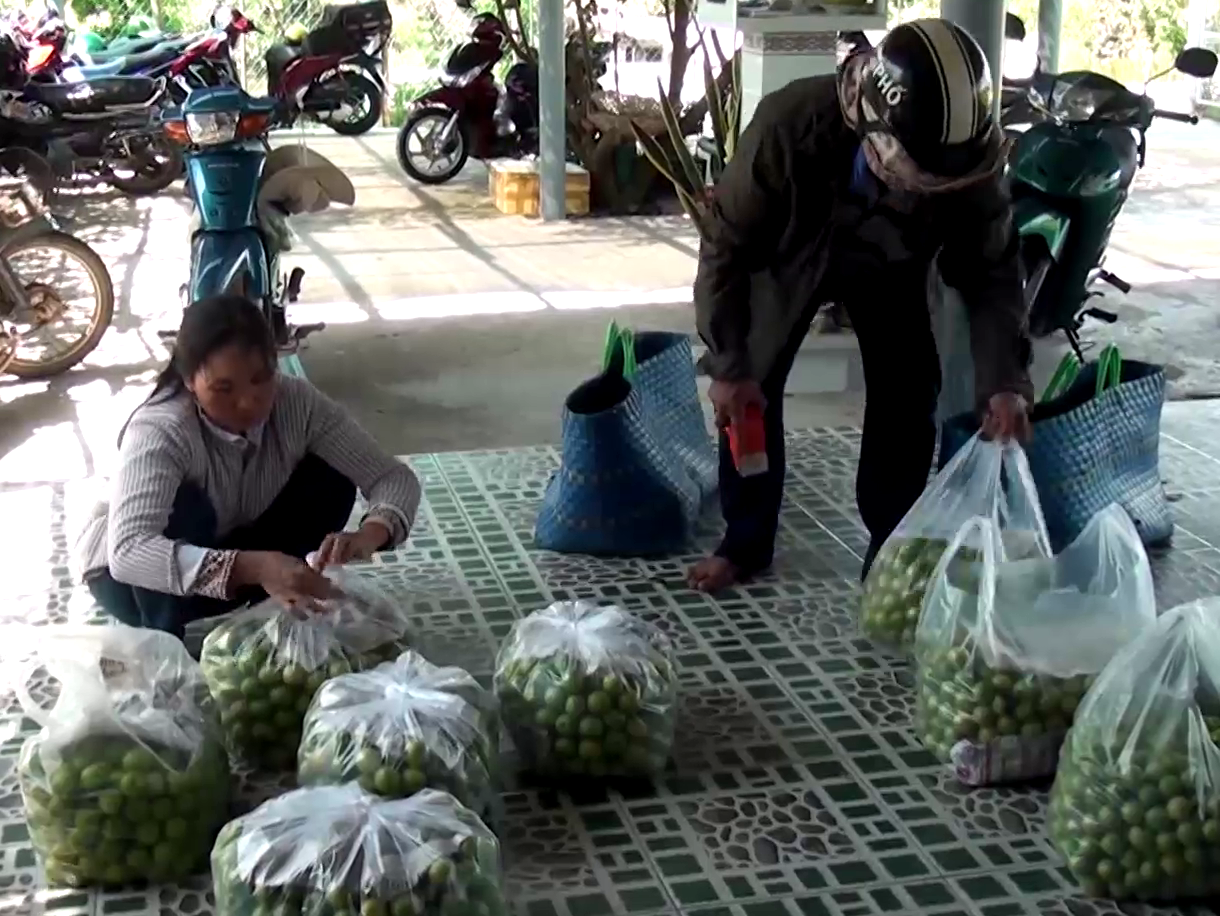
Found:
[233,550,338,613]
[311,521,392,570]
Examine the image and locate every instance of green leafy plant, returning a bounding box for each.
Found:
[628,27,739,238]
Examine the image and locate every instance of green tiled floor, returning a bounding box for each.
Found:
[7,408,1220,916]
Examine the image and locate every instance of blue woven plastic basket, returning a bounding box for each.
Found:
[940,358,1171,552]
[534,326,715,556]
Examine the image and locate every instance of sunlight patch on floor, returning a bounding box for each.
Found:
[288,287,693,326]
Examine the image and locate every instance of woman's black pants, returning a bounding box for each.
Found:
[86,454,356,639]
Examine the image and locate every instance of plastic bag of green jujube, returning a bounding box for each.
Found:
[201,566,413,770]
[211,785,505,916]
[915,505,1156,786]
[860,434,1050,651]
[494,600,676,779]
[15,625,231,888]
[1049,599,1220,901]
[298,650,499,816]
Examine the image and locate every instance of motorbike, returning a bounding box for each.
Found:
[261,0,391,136]
[395,7,608,185]
[1001,13,1218,351]
[161,84,354,377]
[395,10,529,185]
[0,148,116,379]
[0,29,183,197]
[23,12,252,106]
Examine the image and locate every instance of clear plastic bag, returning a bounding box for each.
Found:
[13,625,230,887]
[861,434,1051,650]
[915,505,1156,786]
[200,566,413,770]
[211,785,506,916]
[1049,598,1220,900]
[298,650,499,816]
[494,600,676,778]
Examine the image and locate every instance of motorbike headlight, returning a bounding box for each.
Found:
[1050,84,1098,121]
[452,64,484,88]
[185,111,239,146]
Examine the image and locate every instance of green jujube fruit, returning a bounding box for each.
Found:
[201,575,413,771]
[298,651,499,816]
[860,538,953,649]
[211,785,507,916]
[494,601,677,779]
[1049,719,1220,900]
[22,734,229,887]
[1048,601,1220,901]
[915,640,1092,777]
[14,626,232,888]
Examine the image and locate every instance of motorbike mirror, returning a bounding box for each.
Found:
[1175,47,1218,79]
[1004,12,1026,42]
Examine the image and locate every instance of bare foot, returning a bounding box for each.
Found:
[686,556,741,593]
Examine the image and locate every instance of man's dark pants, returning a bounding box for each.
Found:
[714,261,941,580]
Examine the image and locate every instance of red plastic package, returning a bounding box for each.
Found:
[727,405,768,477]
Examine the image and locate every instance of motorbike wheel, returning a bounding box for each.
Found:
[320,71,383,137]
[397,107,469,185]
[2,231,115,379]
[107,136,184,196]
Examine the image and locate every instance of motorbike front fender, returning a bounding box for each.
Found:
[1013,196,1070,262]
[343,54,385,92]
[412,86,467,114]
[189,228,270,303]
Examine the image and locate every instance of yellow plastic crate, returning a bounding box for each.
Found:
[488,159,590,217]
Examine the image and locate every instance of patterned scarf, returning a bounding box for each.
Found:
[837,51,1005,195]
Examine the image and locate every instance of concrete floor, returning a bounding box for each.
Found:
[1,120,1218,481]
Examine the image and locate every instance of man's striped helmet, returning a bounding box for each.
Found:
[860,18,994,177]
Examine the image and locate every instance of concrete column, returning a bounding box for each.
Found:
[940,0,1006,120]
[933,0,1007,424]
[739,30,839,129]
[1037,0,1062,72]
[536,0,566,221]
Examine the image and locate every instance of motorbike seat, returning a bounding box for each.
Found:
[89,37,191,69]
[264,43,303,88]
[87,36,164,62]
[25,76,161,114]
[71,58,128,79]
[113,42,187,73]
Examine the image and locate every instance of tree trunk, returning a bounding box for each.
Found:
[666,0,693,109]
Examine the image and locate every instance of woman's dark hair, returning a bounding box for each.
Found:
[118,295,276,445]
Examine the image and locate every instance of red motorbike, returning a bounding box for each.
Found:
[17,10,253,105]
[395,11,537,185]
[262,0,391,136]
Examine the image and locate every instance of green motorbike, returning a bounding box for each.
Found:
[1002,13,1217,355]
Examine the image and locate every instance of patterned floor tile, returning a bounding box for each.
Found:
[6,415,1220,916]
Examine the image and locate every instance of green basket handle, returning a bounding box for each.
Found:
[602,320,621,371]
[1040,351,1082,404]
[1095,344,1122,397]
[601,321,637,380]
